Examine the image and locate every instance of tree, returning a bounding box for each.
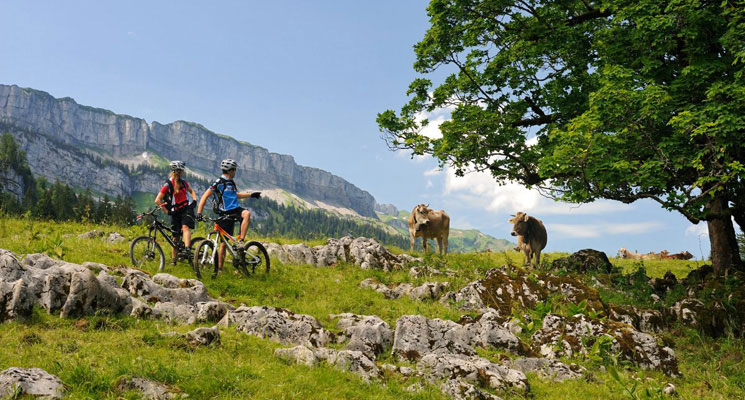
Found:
[378,0,745,274]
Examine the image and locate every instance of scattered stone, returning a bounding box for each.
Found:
[551,249,613,274]
[115,376,186,399]
[508,358,584,381]
[184,326,220,346]
[219,305,333,348]
[409,266,442,278]
[331,313,392,359]
[663,383,676,396]
[274,345,318,366]
[107,232,126,244]
[329,350,382,381]
[669,298,728,337]
[462,310,530,355]
[380,363,398,373]
[404,382,424,393]
[0,367,64,399]
[78,230,104,239]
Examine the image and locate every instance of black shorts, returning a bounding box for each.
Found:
[217,207,245,236]
[170,207,195,235]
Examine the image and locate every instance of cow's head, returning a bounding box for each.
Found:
[412,204,431,232]
[618,248,627,258]
[509,212,530,237]
[681,251,693,259]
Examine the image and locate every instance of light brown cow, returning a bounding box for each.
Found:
[509,212,548,267]
[408,204,450,256]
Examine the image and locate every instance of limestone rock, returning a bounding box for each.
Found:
[419,354,528,393]
[440,378,504,400]
[508,358,584,381]
[78,230,104,239]
[115,376,186,399]
[275,345,318,366]
[220,305,333,348]
[331,313,393,359]
[551,249,613,274]
[107,232,126,243]
[360,278,449,301]
[184,326,220,346]
[531,314,679,376]
[392,315,475,361]
[330,350,382,381]
[0,367,64,399]
[122,271,210,305]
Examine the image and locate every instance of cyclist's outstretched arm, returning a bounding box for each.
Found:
[197,188,212,214]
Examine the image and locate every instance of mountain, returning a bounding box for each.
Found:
[0,84,376,217]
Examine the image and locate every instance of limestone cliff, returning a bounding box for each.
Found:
[0,84,377,217]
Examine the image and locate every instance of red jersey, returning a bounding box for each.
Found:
[160,178,191,210]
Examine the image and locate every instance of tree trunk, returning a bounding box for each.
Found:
[707,193,744,275]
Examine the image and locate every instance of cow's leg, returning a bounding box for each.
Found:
[443,234,448,255]
[436,237,443,256]
[535,250,541,268]
[423,238,429,253]
[523,247,531,266]
[410,232,415,253]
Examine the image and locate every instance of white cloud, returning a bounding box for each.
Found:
[424,167,442,176]
[685,223,708,238]
[414,104,456,140]
[426,179,433,189]
[551,222,664,239]
[442,167,633,216]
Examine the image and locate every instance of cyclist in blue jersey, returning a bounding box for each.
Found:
[196,159,261,272]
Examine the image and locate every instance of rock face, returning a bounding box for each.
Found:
[0,84,377,217]
[0,367,64,399]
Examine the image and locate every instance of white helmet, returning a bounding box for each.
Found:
[169,160,185,171]
[221,159,238,171]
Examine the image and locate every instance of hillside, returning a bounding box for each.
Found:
[0,216,742,399]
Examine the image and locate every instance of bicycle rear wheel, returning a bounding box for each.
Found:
[243,241,270,275]
[130,236,165,272]
[192,240,215,279]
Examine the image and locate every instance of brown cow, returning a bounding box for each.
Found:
[408,204,450,256]
[662,251,694,260]
[509,212,548,267]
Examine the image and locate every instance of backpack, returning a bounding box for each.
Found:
[163,178,189,212]
[210,177,234,214]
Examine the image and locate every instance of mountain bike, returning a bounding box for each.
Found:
[129,207,205,271]
[192,214,270,279]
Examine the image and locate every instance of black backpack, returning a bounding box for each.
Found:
[163,178,189,212]
[210,177,234,214]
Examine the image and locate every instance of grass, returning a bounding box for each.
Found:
[0,215,743,399]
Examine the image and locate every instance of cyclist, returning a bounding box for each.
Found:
[154,160,198,266]
[196,159,261,273]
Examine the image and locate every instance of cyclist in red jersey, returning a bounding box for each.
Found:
[154,161,198,266]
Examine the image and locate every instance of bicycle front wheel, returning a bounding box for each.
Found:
[243,241,270,275]
[130,236,165,272]
[192,240,215,279]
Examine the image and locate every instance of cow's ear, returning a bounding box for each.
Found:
[508,218,514,223]
[523,214,529,222]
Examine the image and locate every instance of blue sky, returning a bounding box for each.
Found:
[0,1,721,258]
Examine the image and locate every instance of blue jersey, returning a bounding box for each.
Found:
[210,176,240,212]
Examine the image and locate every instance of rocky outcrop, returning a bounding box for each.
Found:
[0,367,64,399]
[418,354,528,393]
[0,84,377,217]
[551,249,614,274]
[219,305,333,348]
[330,313,393,359]
[360,278,450,300]
[264,236,420,270]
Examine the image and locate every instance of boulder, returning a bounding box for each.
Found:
[531,314,679,376]
[184,326,220,346]
[418,354,528,393]
[331,313,393,359]
[275,345,318,366]
[122,271,211,305]
[440,378,503,400]
[0,279,34,321]
[360,279,450,301]
[551,249,614,274]
[107,232,126,244]
[392,315,475,361]
[0,367,64,399]
[78,230,104,239]
[219,305,333,348]
[115,376,186,399]
[462,310,529,355]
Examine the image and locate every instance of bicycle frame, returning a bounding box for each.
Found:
[199,221,241,265]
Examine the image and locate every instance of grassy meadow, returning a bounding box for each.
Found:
[0,215,743,399]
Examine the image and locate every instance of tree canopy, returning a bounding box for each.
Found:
[378,0,745,273]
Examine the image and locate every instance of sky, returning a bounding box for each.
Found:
[0,1,724,258]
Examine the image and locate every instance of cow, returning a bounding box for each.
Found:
[662,251,694,260]
[618,248,643,260]
[509,212,548,267]
[408,204,450,256]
